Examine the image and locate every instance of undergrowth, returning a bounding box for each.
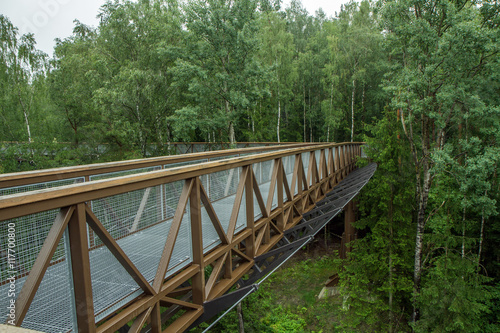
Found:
[192,244,342,332]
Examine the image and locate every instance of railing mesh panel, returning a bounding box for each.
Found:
[0,210,64,282]
[0,230,75,333]
[301,152,310,187]
[89,184,164,247]
[208,163,240,202]
[252,159,275,213]
[0,177,84,197]
[206,165,246,243]
[282,154,295,196]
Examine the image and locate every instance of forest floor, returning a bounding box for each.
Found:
[193,229,345,333]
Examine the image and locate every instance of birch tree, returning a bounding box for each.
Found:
[257,11,296,143]
[381,0,500,325]
[0,15,47,143]
[181,0,266,145]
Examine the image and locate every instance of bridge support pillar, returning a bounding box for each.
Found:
[341,200,357,259]
[325,199,358,288]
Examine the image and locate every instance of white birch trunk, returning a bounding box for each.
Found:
[351,79,356,142]
[328,82,334,142]
[477,191,487,276]
[277,99,281,143]
[23,109,32,143]
[303,84,306,142]
[252,109,255,135]
[229,122,235,145]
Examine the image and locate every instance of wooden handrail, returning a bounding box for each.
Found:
[0,143,362,221]
[0,143,320,189]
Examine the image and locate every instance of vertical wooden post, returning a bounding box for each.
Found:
[341,146,347,177]
[295,154,302,210]
[276,159,284,231]
[224,251,233,280]
[68,203,95,333]
[245,166,255,258]
[334,147,340,183]
[190,177,205,305]
[150,303,162,333]
[84,176,96,249]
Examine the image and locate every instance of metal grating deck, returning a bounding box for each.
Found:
[0,151,302,332]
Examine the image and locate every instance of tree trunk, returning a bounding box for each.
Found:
[477,191,487,277]
[351,79,356,142]
[252,108,255,135]
[309,87,312,142]
[237,302,244,333]
[224,80,235,145]
[276,60,281,143]
[18,93,32,143]
[412,156,431,326]
[389,185,394,333]
[328,82,334,142]
[229,122,235,145]
[462,205,466,258]
[303,84,306,142]
[277,99,281,143]
[23,109,32,143]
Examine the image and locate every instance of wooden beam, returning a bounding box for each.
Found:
[127,306,152,333]
[266,159,280,215]
[228,167,248,242]
[245,166,255,258]
[190,177,205,305]
[68,203,95,333]
[205,252,228,300]
[199,184,229,245]
[150,303,162,333]
[251,168,268,218]
[85,205,155,295]
[0,143,319,189]
[276,159,284,231]
[0,143,363,221]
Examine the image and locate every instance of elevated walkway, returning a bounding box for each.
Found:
[0,143,374,333]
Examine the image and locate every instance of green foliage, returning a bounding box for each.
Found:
[261,305,307,332]
[337,109,415,332]
[1,1,499,331]
[0,142,93,173]
[380,0,500,329]
[416,254,498,333]
[191,253,340,333]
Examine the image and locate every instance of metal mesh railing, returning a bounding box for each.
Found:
[283,154,295,195]
[0,143,358,332]
[0,216,75,333]
[0,177,84,197]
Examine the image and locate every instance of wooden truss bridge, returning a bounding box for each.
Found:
[0,142,376,333]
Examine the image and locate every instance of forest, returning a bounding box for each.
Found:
[1,0,499,331]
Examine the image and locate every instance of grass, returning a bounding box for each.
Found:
[192,239,344,332]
